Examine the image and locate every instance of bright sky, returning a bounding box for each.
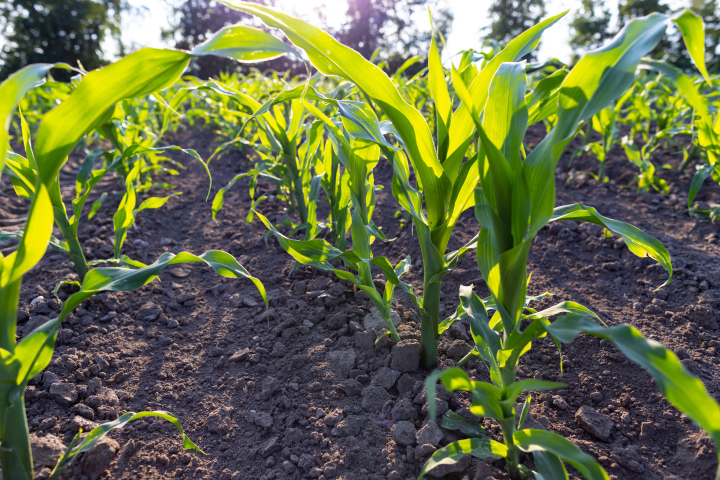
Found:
[116,0,586,63]
[115,0,686,65]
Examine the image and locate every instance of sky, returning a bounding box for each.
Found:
[114,0,687,65]
[115,0,585,63]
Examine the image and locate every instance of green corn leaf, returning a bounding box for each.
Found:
[517,396,532,430]
[640,59,708,116]
[60,251,267,318]
[49,411,202,480]
[35,49,192,185]
[672,10,710,83]
[441,410,488,438]
[524,13,671,237]
[444,11,568,180]
[221,0,452,230]
[546,314,720,450]
[503,380,566,407]
[550,204,671,286]
[689,164,714,209]
[0,64,59,173]
[514,429,608,480]
[534,451,570,480]
[459,285,502,379]
[191,24,296,62]
[418,438,508,480]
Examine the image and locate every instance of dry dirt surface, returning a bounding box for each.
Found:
[7,124,720,480]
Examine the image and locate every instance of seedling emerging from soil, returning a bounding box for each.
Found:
[222,0,581,368]
[417,10,720,480]
[0,25,281,480]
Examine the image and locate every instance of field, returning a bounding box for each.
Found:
[2,2,720,480]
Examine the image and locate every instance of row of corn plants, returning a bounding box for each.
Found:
[205,2,720,479]
[0,22,305,479]
[4,3,720,479]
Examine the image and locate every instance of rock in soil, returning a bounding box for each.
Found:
[81,437,120,480]
[575,405,613,441]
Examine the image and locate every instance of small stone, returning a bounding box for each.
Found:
[326,349,357,379]
[415,444,436,458]
[575,405,613,441]
[372,367,399,390]
[361,386,392,412]
[391,421,417,446]
[428,454,471,476]
[207,407,233,435]
[391,340,421,373]
[338,379,363,397]
[169,268,189,278]
[552,395,568,410]
[49,382,77,405]
[397,373,418,396]
[85,387,119,410]
[260,376,280,400]
[590,391,602,403]
[254,412,273,428]
[208,346,224,357]
[71,403,95,420]
[685,304,718,330]
[229,348,250,362]
[416,421,443,447]
[30,434,65,468]
[135,302,162,321]
[80,437,119,480]
[391,397,418,421]
[261,437,280,457]
[446,339,472,361]
[243,296,258,308]
[363,307,401,335]
[331,415,367,437]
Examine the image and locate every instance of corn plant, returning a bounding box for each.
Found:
[413,10,720,480]
[255,126,415,342]
[221,1,582,368]
[0,24,286,480]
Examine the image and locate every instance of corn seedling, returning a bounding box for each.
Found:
[220,1,588,367]
[0,23,285,479]
[415,10,720,480]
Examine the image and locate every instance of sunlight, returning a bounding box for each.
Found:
[275,0,348,30]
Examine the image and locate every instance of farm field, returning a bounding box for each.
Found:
[2,1,720,480]
[7,123,720,480]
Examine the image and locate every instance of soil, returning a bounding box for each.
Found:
[5,122,720,480]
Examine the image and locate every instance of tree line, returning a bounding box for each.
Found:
[0,0,718,80]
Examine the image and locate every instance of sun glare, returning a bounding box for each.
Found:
[275,0,349,30]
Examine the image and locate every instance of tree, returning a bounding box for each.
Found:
[569,0,614,59]
[483,0,546,60]
[0,0,125,79]
[336,0,453,68]
[618,0,669,23]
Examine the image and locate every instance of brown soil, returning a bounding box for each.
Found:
[7,123,720,480]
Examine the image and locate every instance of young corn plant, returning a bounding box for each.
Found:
[256,127,416,342]
[416,10,720,480]
[0,24,285,480]
[222,0,575,368]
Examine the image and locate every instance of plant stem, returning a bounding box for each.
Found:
[0,395,33,480]
[598,161,606,183]
[0,280,33,480]
[420,276,442,369]
[500,363,521,480]
[65,234,88,281]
